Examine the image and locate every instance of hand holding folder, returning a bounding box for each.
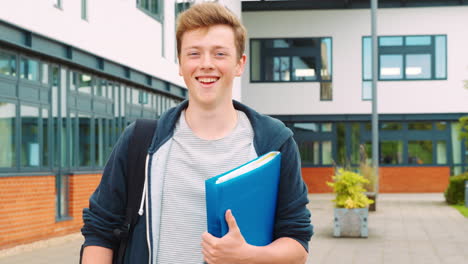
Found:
[205,151,282,246]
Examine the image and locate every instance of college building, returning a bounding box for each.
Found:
[0,0,241,249]
[1,0,468,249]
[242,0,468,193]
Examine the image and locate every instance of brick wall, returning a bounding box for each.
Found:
[301,166,450,193]
[0,174,101,249]
[302,167,334,193]
[379,166,450,193]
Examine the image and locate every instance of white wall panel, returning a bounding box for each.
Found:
[242,6,468,115]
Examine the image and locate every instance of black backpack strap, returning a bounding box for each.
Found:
[113,119,158,264]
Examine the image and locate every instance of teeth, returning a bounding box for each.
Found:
[198,77,218,83]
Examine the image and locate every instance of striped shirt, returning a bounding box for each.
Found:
[155,110,257,264]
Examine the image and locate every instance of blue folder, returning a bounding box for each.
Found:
[205,151,281,246]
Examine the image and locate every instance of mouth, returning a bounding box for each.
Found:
[196,77,220,85]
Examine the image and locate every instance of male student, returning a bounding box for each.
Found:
[81,3,313,263]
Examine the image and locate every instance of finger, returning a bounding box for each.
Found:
[202,231,218,247]
[225,209,239,232]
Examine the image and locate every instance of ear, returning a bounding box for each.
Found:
[235,54,247,77]
[178,58,183,76]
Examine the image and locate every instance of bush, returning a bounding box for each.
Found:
[444,172,468,205]
[327,168,374,209]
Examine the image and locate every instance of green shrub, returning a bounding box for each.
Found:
[327,168,374,209]
[444,172,468,205]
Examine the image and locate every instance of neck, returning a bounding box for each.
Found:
[185,101,237,140]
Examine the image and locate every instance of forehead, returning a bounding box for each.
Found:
[181,24,236,49]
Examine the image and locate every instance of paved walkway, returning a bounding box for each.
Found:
[0,193,467,264]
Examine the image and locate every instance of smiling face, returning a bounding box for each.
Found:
[179,24,246,110]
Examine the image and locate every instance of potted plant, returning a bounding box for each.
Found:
[327,168,374,238]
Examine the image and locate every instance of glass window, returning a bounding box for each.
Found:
[381,122,402,131]
[0,102,16,168]
[292,56,316,81]
[363,35,446,81]
[132,88,140,105]
[435,121,447,131]
[437,141,447,165]
[107,82,113,99]
[78,74,92,94]
[54,0,62,9]
[0,50,17,77]
[139,91,149,105]
[350,124,360,164]
[42,108,49,167]
[409,122,432,130]
[81,0,88,20]
[293,123,318,132]
[138,0,162,20]
[435,36,447,79]
[41,63,49,84]
[21,105,40,167]
[69,112,76,167]
[337,123,346,165]
[408,140,433,164]
[320,82,332,101]
[70,71,76,91]
[322,141,333,165]
[406,36,431,46]
[405,54,431,79]
[380,55,403,79]
[379,36,403,46]
[78,114,92,167]
[321,123,332,132]
[298,141,319,165]
[381,141,403,164]
[95,118,104,167]
[20,57,40,81]
[251,37,332,82]
[362,81,372,100]
[321,38,332,80]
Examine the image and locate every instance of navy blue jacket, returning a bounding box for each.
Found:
[82,100,313,263]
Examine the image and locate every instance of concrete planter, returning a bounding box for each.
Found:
[333,208,368,238]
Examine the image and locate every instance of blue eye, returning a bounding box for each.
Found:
[188,52,199,56]
[216,52,226,56]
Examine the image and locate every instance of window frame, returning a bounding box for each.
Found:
[249,37,333,83]
[362,35,447,82]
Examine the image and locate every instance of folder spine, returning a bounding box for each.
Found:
[205,179,222,238]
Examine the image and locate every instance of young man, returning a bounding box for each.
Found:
[81,3,313,263]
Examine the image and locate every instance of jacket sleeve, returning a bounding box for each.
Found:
[274,136,314,252]
[81,123,135,249]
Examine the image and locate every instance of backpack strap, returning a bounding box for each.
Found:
[113,119,158,264]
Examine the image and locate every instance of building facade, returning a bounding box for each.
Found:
[241,0,468,193]
[0,0,241,249]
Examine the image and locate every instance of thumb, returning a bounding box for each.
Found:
[225,209,239,233]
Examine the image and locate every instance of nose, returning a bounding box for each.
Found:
[200,54,214,71]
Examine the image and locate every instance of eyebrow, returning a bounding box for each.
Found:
[183,45,230,51]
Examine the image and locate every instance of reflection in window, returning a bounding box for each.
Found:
[321,123,332,132]
[408,140,433,164]
[20,58,40,81]
[251,37,332,82]
[138,0,162,20]
[380,55,403,79]
[78,74,92,94]
[322,141,333,165]
[405,54,431,79]
[436,141,447,164]
[0,51,16,77]
[409,122,432,130]
[320,82,332,100]
[293,123,318,132]
[41,63,49,84]
[0,102,16,168]
[381,122,402,131]
[299,141,319,165]
[78,114,92,167]
[292,56,316,81]
[43,108,49,167]
[95,118,104,167]
[21,105,40,167]
[435,122,447,131]
[362,35,446,82]
[362,81,372,100]
[381,141,403,164]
